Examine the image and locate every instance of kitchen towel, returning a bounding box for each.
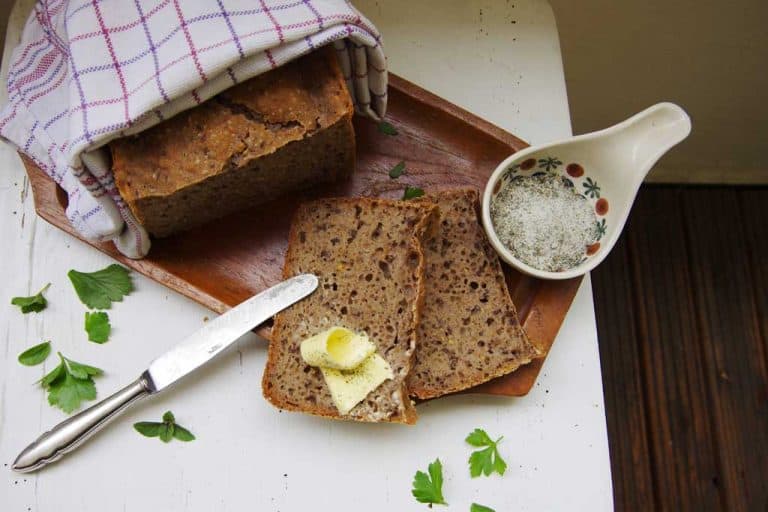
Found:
[0,0,387,258]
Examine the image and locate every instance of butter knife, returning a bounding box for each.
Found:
[12,273,318,473]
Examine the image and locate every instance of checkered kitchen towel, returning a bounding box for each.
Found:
[0,0,387,258]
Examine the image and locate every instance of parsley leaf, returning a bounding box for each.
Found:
[65,358,103,379]
[389,161,406,179]
[466,428,507,477]
[84,311,111,343]
[134,410,196,443]
[40,352,103,413]
[133,422,163,437]
[40,362,64,387]
[172,425,196,442]
[47,373,96,412]
[466,428,493,446]
[160,422,174,442]
[378,121,398,136]
[471,504,496,512]
[18,341,52,366]
[403,186,425,200]
[11,283,51,314]
[68,264,133,309]
[412,458,447,506]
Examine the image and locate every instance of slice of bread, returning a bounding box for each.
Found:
[407,188,540,399]
[262,198,438,424]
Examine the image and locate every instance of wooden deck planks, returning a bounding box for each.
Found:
[591,186,768,510]
[591,233,655,510]
[626,188,723,510]
[739,189,768,382]
[682,189,768,511]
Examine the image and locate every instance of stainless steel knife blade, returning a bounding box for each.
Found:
[11,273,318,473]
[145,273,318,392]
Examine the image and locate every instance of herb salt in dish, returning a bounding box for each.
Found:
[490,174,598,272]
[482,103,691,280]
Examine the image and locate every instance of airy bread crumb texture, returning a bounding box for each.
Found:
[263,197,438,424]
[407,188,540,399]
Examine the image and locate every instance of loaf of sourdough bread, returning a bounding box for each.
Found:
[263,197,437,424]
[110,46,354,237]
[407,188,540,399]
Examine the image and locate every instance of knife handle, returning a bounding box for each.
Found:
[12,375,151,473]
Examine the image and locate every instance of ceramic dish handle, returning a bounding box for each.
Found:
[607,102,692,180]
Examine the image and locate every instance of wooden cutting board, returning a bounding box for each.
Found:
[21,73,581,397]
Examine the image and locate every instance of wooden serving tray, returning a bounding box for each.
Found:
[21,74,581,397]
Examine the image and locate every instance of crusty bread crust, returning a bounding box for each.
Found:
[408,188,540,399]
[263,197,437,424]
[110,46,354,237]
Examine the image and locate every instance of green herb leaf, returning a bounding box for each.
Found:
[412,458,447,506]
[494,453,508,475]
[403,186,425,200]
[84,311,111,343]
[388,161,406,179]
[160,422,174,443]
[18,341,51,366]
[378,121,398,136]
[471,503,496,512]
[68,264,133,309]
[466,428,494,446]
[65,358,103,379]
[39,362,65,387]
[41,353,103,413]
[172,425,196,442]
[466,428,507,477]
[11,283,51,314]
[469,447,495,477]
[135,410,195,443]
[47,372,97,414]
[134,422,164,437]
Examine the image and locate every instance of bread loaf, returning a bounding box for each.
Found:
[407,188,540,399]
[110,46,354,237]
[262,197,437,424]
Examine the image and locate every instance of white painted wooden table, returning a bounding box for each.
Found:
[0,1,613,510]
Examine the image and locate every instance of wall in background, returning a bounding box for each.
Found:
[2,1,765,183]
[550,0,768,183]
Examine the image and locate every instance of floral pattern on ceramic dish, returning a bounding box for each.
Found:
[491,155,610,264]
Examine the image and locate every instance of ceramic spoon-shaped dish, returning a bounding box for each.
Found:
[482,102,692,280]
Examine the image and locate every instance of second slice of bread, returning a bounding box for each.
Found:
[263,198,437,424]
[407,188,540,399]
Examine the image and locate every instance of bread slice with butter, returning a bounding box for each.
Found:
[262,197,438,424]
[407,188,540,399]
